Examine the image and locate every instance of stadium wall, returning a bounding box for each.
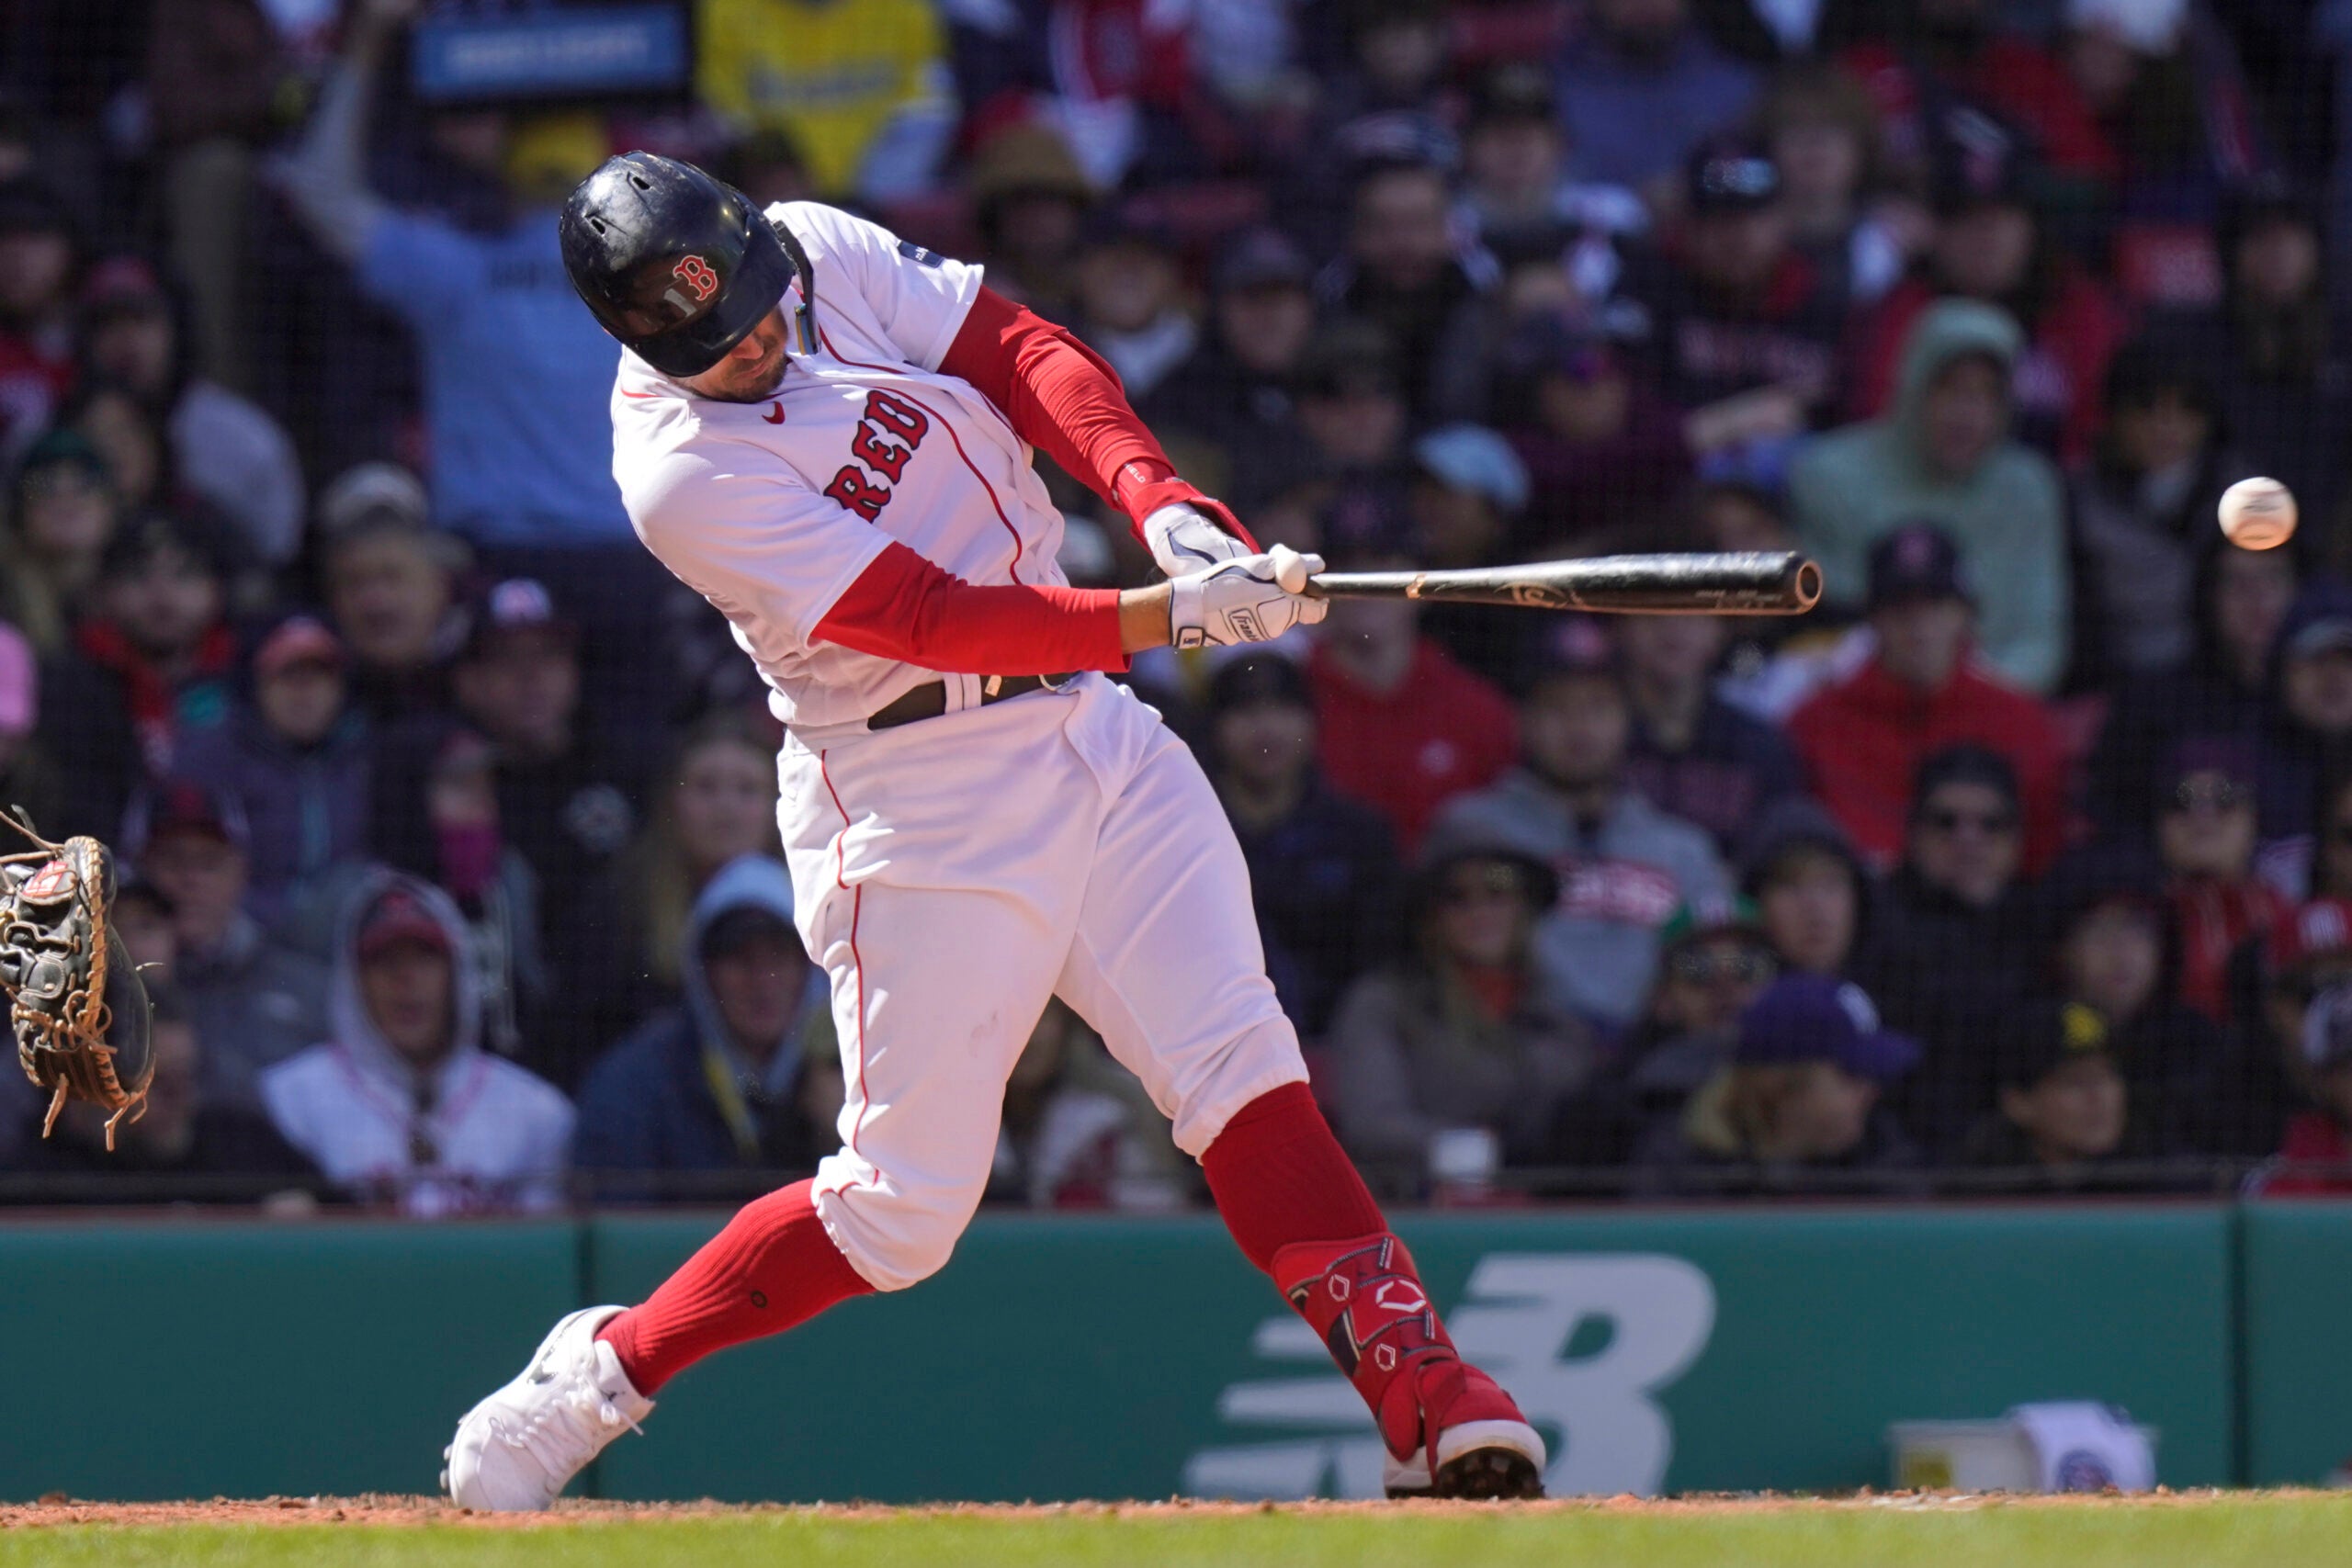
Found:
[1,1203,2343,1502]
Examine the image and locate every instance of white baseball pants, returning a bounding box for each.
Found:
[777,673,1308,1292]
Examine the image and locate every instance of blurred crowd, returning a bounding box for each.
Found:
[8,0,2352,1210]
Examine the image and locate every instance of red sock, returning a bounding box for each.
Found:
[1201,1082,1387,1274]
[596,1179,873,1394]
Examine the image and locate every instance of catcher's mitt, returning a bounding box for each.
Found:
[0,810,152,1150]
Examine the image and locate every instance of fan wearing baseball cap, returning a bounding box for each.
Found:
[176,615,368,926]
[1616,135,1843,440]
[259,874,572,1216]
[1960,1000,2151,1184]
[1632,973,1923,1197]
[128,778,331,1111]
[1787,521,2070,874]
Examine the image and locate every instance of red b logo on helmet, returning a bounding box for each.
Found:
[673,255,719,303]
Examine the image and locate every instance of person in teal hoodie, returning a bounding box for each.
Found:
[1792,299,2070,694]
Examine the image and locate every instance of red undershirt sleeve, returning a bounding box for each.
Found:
[938,287,1256,548]
[812,540,1129,673]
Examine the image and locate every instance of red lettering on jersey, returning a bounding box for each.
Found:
[824,466,892,521]
[822,389,936,521]
[864,389,929,445]
[850,422,911,484]
[673,255,719,303]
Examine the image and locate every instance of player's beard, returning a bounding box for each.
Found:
[699,338,788,402]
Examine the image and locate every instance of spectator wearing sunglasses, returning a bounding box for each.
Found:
[1789,522,2070,876]
[1325,824,1599,1201]
[2155,739,2290,1031]
[1851,745,2043,1154]
[1605,894,1782,1156]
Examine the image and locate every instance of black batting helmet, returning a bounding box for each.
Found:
[559,152,811,378]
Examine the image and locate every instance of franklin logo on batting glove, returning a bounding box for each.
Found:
[1169,547,1328,649]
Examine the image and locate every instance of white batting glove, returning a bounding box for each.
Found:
[1168,547,1329,649]
[1142,502,1254,580]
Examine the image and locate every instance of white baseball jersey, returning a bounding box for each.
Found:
[601,201,1308,1296]
[610,201,1076,738]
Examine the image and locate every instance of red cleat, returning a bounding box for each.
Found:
[1273,1234,1546,1499]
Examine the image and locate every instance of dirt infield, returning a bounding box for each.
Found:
[0,1487,2292,1529]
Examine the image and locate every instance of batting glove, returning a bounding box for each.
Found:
[1142,502,1255,580]
[1168,547,1329,649]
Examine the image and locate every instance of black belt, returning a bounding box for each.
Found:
[866,673,1070,730]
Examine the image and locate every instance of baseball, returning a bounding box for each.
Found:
[2220,477,2299,551]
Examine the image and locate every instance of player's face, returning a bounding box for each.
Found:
[681,307,791,402]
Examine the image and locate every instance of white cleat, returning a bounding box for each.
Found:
[442,1305,653,1511]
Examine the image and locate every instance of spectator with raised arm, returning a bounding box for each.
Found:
[272,0,673,675]
[1555,0,1758,202]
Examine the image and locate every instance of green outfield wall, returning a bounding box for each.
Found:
[0,1201,2344,1502]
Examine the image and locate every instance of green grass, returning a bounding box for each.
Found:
[6,1495,2352,1568]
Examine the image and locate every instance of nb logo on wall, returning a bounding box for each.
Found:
[1182,1253,1715,1500]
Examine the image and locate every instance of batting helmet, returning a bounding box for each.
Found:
[559,152,813,378]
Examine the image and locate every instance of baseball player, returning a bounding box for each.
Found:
[443,153,1544,1509]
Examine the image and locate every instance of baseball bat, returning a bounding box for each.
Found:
[1306,550,1822,616]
